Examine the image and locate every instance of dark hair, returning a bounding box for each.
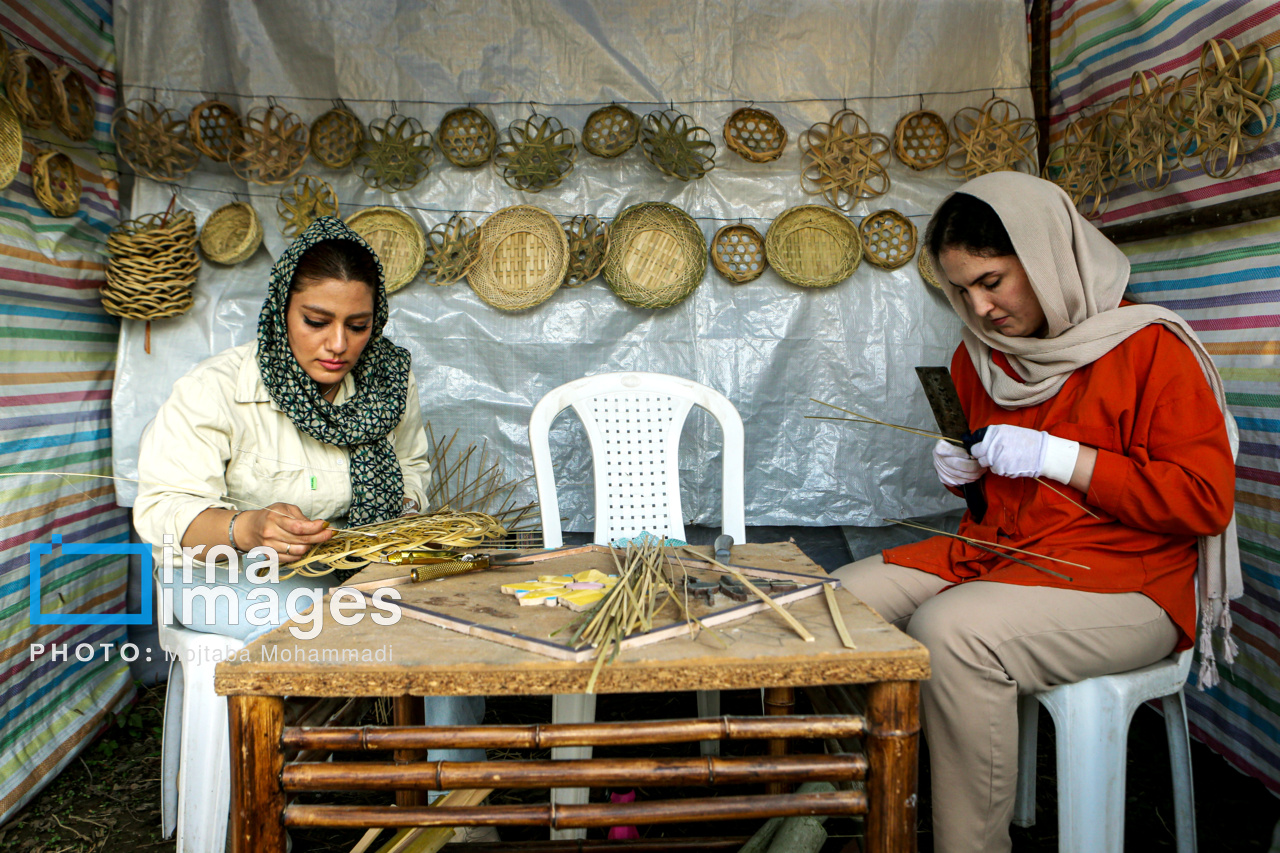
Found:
[925,192,1016,259]
[290,239,381,293]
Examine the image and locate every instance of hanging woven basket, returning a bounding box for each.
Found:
[422,215,480,286]
[893,109,949,170]
[946,97,1037,180]
[32,150,80,217]
[723,107,787,163]
[859,209,917,271]
[1042,115,1112,219]
[765,205,862,288]
[230,104,309,186]
[5,50,54,130]
[603,201,706,309]
[468,205,569,312]
[0,96,21,191]
[310,105,364,169]
[710,223,767,284]
[917,246,943,290]
[640,108,716,181]
[199,201,263,265]
[346,206,426,294]
[437,107,496,168]
[799,108,890,210]
[51,67,94,141]
[188,99,243,163]
[112,100,201,183]
[356,113,435,192]
[561,214,609,287]
[103,209,201,320]
[582,103,639,158]
[276,175,339,237]
[494,112,577,192]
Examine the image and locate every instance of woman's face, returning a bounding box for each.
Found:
[285,277,375,390]
[938,247,1047,338]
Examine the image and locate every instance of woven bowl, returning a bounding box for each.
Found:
[104,209,200,320]
[893,110,949,170]
[0,96,21,191]
[51,67,94,141]
[310,106,364,169]
[917,247,943,290]
[723,107,787,163]
[276,175,339,238]
[32,150,80,217]
[710,223,767,284]
[423,215,480,286]
[5,50,53,129]
[604,202,707,309]
[437,107,496,168]
[200,202,263,265]
[356,113,435,192]
[112,100,200,183]
[346,206,426,294]
[859,209,917,271]
[494,113,577,192]
[231,105,310,186]
[189,99,243,162]
[640,108,716,181]
[468,205,569,312]
[582,104,639,158]
[765,205,862,288]
[562,214,609,287]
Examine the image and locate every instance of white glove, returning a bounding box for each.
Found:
[932,439,985,487]
[970,424,1080,483]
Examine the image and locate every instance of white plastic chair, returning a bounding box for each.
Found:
[159,619,244,853]
[529,371,747,839]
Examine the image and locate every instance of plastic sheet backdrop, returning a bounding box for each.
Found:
[111,0,1030,531]
[1048,1,1280,797]
[0,1,134,827]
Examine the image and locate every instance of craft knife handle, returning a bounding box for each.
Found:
[713,533,734,564]
[960,426,988,523]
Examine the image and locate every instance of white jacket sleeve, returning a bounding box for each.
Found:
[392,371,431,511]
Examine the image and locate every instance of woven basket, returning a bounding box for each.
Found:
[356,113,434,192]
[893,110,949,170]
[199,202,263,265]
[603,201,706,308]
[640,108,716,181]
[946,97,1037,180]
[104,209,200,320]
[0,96,20,191]
[710,223,767,284]
[1172,38,1276,181]
[32,150,80,217]
[422,215,480,286]
[187,99,243,162]
[5,50,53,130]
[582,103,639,158]
[765,205,862,288]
[468,205,569,312]
[112,100,200,183]
[310,105,364,169]
[723,107,787,163]
[562,214,609,287]
[494,113,577,192]
[917,247,943,290]
[346,206,426,294]
[51,67,94,141]
[859,209,917,271]
[799,108,890,210]
[276,175,339,238]
[437,107,496,168]
[1042,115,1112,219]
[231,104,309,186]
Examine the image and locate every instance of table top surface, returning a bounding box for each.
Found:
[214,542,929,697]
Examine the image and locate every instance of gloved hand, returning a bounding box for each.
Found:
[932,439,985,486]
[970,424,1080,483]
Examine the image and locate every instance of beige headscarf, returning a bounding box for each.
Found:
[929,172,1242,689]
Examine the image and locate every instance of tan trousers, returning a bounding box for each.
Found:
[832,555,1178,853]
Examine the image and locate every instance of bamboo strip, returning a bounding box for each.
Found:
[680,547,814,642]
[823,584,855,649]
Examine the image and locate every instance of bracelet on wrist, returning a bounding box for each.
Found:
[228,510,247,552]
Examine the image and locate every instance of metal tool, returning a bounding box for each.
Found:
[683,579,719,606]
[915,366,988,523]
[384,550,534,568]
[713,533,734,565]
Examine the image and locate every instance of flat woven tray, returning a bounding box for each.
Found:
[765,205,862,288]
[0,96,20,191]
[603,201,707,308]
[346,206,426,294]
[199,201,263,265]
[468,205,569,312]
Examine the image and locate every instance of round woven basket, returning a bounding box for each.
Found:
[104,209,201,320]
[112,100,200,183]
[562,214,609,287]
[859,209,917,271]
[799,109,890,210]
[893,110,949,170]
[32,150,80,217]
[640,109,716,181]
[199,202,263,265]
[723,107,787,163]
[0,96,21,191]
[310,105,364,169]
[765,205,862,288]
[494,113,577,192]
[603,202,706,309]
[346,206,426,294]
[5,50,53,130]
[276,175,339,238]
[917,247,943,289]
[710,223,767,284]
[51,67,94,141]
[582,104,639,158]
[468,205,569,312]
[231,105,310,186]
[437,107,496,168]
[188,99,243,162]
[422,215,481,286]
[356,113,434,192]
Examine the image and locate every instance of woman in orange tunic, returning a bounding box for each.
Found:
[833,172,1240,853]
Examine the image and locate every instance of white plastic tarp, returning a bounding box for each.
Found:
[111,0,1030,530]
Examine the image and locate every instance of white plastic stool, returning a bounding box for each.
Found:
[159,620,244,853]
[1012,647,1197,853]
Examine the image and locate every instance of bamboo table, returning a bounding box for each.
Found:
[214,542,929,852]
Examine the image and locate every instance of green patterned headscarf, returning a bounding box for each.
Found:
[257,216,410,526]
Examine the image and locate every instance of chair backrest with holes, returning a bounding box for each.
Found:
[529,372,746,549]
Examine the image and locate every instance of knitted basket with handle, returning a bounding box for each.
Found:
[32,150,80,217]
[765,205,862,288]
[723,107,787,163]
[5,50,54,129]
[603,201,706,308]
[199,201,263,265]
[346,206,426,294]
[468,205,569,312]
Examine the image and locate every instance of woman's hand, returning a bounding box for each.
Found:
[971,424,1081,484]
[933,440,985,486]
[235,502,335,559]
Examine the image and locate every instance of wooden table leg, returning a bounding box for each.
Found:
[393,694,429,807]
[763,685,795,795]
[865,681,920,853]
[229,695,286,853]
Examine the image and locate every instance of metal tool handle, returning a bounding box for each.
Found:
[713,534,734,564]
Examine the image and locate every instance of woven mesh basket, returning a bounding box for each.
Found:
[603,201,706,309]
[561,214,609,287]
[723,107,787,163]
[103,210,200,320]
[199,201,263,265]
[494,113,577,192]
[640,108,716,181]
[5,50,53,130]
[0,96,20,191]
[582,103,639,158]
[310,105,364,169]
[799,108,890,210]
[422,215,480,286]
[437,107,496,168]
[51,67,94,141]
[276,175,339,238]
[112,100,200,183]
[893,110,949,170]
[765,205,862,288]
[468,205,569,312]
[346,206,426,294]
[32,150,80,217]
[356,113,435,191]
[187,99,243,162]
[710,223,767,284]
[859,209,917,271]
[917,247,943,290]
[231,104,310,185]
